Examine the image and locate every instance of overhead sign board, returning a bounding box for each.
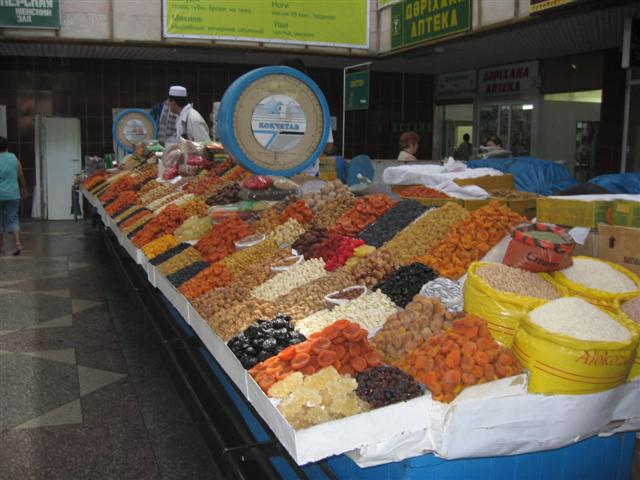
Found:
[530,0,578,13]
[390,0,471,50]
[479,61,539,98]
[164,0,369,49]
[436,70,476,100]
[0,0,60,28]
[345,70,370,111]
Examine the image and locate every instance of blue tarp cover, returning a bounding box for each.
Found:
[467,157,577,195]
[588,173,640,194]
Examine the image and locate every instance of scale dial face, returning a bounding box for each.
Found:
[113,109,156,153]
[219,67,330,176]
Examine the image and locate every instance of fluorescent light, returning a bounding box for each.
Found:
[522,104,534,110]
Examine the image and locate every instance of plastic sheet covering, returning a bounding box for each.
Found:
[513,310,638,395]
[588,173,640,194]
[468,157,578,195]
[382,163,503,187]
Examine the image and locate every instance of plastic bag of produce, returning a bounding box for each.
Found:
[550,256,640,313]
[614,296,640,380]
[502,223,575,272]
[513,300,638,394]
[464,262,559,346]
[241,175,274,190]
[187,154,213,168]
[162,164,178,180]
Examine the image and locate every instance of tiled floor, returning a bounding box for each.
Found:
[0,220,219,479]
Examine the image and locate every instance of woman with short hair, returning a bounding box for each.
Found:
[0,136,28,256]
[398,131,420,162]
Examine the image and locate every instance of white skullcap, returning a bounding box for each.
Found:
[168,85,187,97]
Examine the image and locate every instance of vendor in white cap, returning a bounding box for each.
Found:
[167,85,211,143]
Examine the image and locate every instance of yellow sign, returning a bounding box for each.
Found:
[530,0,577,13]
[164,0,369,49]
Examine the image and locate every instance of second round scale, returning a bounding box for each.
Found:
[218,66,331,177]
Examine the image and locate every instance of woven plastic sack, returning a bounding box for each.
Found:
[550,256,640,313]
[503,223,575,272]
[614,295,640,380]
[463,262,562,347]
[513,308,638,394]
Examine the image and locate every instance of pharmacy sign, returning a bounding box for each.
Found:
[0,0,60,28]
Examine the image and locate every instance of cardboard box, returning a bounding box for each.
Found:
[597,224,640,276]
[537,198,612,228]
[572,231,600,257]
[454,174,514,191]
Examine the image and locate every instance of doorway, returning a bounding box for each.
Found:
[434,104,473,159]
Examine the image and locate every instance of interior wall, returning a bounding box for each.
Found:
[538,100,601,175]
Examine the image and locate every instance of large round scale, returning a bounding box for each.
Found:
[218,66,330,176]
[112,109,157,153]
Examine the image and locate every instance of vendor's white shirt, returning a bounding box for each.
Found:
[177,104,210,142]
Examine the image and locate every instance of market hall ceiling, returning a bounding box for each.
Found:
[0,1,638,74]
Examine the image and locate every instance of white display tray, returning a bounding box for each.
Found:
[154,266,190,322]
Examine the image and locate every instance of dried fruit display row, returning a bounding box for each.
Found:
[139,184,175,206]
[380,203,469,265]
[99,176,136,203]
[146,192,186,212]
[132,204,188,248]
[269,367,369,430]
[178,263,234,300]
[92,171,127,196]
[490,189,539,200]
[375,263,437,308]
[209,298,278,341]
[228,314,306,369]
[271,270,356,322]
[167,261,211,287]
[121,213,152,235]
[295,291,398,338]
[205,182,240,206]
[83,171,108,190]
[105,191,138,216]
[311,196,357,230]
[154,193,197,216]
[138,179,161,196]
[291,227,329,258]
[331,194,396,237]
[357,200,428,248]
[355,365,424,408]
[397,185,449,199]
[220,239,282,275]
[142,234,178,260]
[308,235,365,272]
[416,202,526,279]
[303,180,354,213]
[371,295,456,364]
[115,205,145,224]
[150,242,190,266]
[251,207,283,235]
[350,250,396,289]
[398,315,522,403]
[250,319,383,392]
[222,165,249,182]
[194,215,251,262]
[157,246,202,276]
[211,158,235,177]
[279,199,313,225]
[174,216,212,243]
[183,176,222,195]
[269,218,307,247]
[251,258,327,301]
[181,198,209,217]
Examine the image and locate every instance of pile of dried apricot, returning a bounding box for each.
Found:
[105,191,138,216]
[178,263,234,300]
[416,202,525,279]
[279,200,313,224]
[99,176,136,203]
[331,194,395,237]
[397,315,522,403]
[194,215,251,262]
[249,319,383,393]
[132,204,188,248]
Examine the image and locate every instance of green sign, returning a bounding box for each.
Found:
[378,0,401,8]
[345,70,370,111]
[391,0,471,50]
[164,0,369,49]
[0,0,60,28]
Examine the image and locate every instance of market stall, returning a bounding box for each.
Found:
[77,65,640,478]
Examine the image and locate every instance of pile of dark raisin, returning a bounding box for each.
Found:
[358,200,428,248]
[205,182,241,206]
[167,261,210,287]
[374,263,436,308]
[292,227,329,259]
[227,314,306,369]
[355,365,424,408]
[150,243,191,265]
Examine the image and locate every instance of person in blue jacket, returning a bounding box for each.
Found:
[0,136,28,255]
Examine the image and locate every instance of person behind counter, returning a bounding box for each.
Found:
[398,131,420,162]
[477,135,512,159]
[453,133,472,161]
[167,85,211,143]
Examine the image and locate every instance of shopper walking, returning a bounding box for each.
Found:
[0,136,28,255]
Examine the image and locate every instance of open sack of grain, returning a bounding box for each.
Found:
[513,297,639,394]
[463,262,566,346]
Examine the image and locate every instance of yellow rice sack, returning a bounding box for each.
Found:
[614,295,640,380]
[513,308,638,395]
[550,256,640,313]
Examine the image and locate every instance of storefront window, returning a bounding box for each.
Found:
[478,103,533,155]
[510,105,533,156]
